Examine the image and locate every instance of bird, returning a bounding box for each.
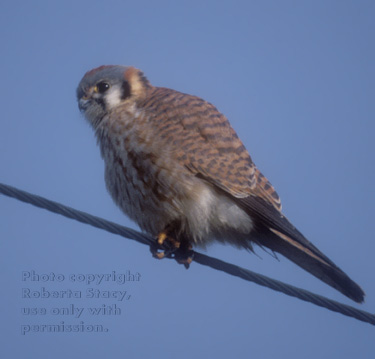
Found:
[77,65,364,303]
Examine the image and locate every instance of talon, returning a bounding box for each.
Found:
[175,256,193,269]
[173,248,194,269]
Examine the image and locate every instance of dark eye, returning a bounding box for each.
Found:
[96,81,110,94]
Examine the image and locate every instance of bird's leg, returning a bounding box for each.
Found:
[150,226,194,268]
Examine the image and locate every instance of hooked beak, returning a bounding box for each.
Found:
[78,96,90,112]
[77,85,96,112]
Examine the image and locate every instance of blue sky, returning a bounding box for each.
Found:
[1,0,374,358]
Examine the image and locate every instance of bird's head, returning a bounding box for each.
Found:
[77,65,151,128]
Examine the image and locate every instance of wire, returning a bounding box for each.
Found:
[1,182,374,326]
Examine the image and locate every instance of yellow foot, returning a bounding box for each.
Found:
[150,231,180,260]
[157,232,180,248]
[150,232,193,268]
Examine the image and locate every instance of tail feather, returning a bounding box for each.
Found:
[236,195,365,303]
[258,228,365,303]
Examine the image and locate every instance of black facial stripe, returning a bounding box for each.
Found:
[121,81,131,100]
[95,98,106,110]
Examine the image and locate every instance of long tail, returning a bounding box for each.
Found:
[258,227,365,303]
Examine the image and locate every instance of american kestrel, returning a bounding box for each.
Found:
[77,65,364,303]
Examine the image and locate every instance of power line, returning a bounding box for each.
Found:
[1,182,374,326]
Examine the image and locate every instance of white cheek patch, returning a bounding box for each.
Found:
[105,87,122,108]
